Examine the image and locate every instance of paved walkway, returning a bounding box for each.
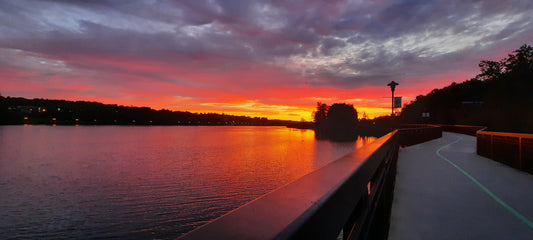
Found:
[388,132,533,240]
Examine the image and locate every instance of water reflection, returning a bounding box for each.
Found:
[0,126,375,239]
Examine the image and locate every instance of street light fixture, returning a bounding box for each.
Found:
[387,81,399,116]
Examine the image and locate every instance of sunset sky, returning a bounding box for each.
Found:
[1,0,533,121]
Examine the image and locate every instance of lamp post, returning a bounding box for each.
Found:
[387,81,399,116]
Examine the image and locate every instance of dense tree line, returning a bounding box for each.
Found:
[0,96,313,128]
[314,103,359,141]
[400,44,533,133]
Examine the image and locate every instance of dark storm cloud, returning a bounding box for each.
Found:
[1,0,533,90]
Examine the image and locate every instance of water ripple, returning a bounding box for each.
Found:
[0,126,374,239]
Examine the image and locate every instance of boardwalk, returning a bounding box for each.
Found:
[389,132,533,240]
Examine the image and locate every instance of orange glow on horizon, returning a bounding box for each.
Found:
[168,104,395,122]
[0,47,470,122]
[1,52,463,122]
[7,85,411,122]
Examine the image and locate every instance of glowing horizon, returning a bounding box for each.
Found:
[1,1,532,121]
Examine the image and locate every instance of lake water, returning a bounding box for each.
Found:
[0,126,376,239]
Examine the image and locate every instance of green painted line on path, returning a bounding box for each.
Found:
[435,137,533,230]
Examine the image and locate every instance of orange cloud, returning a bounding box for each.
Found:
[1,47,474,122]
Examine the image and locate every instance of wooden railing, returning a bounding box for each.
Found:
[477,130,533,174]
[402,125,533,175]
[439,125,486,136]
[398,124,442,147]
[179,126,442,240]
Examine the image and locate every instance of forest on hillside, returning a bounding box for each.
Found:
[400,44,533,133]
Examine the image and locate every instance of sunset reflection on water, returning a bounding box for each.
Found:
[0,126,375,239]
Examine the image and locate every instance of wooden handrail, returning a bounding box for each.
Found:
[438,124,485,136]
[477,130,533,174]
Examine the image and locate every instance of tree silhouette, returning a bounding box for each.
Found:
[400,44,533,133]
[326,103,358,141]
[477,60,503,81]
[313,102,329,139]
[313,102,358,141]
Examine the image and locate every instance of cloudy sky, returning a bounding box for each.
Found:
[1,0,532,120]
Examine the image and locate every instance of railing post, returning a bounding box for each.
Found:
[490,134,494,159]
[343,189,370,240]
[518,137,525,171]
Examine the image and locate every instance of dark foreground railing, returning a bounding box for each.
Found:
[179,126,442,240]
[477,130,533,174]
